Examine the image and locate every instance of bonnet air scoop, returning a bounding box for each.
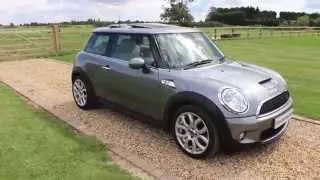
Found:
[259,78,272,85]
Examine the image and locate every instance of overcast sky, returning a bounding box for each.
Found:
[0,0,319,25]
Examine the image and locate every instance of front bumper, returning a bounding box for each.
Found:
[225,97,293,144]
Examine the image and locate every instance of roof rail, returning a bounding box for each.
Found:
[108,24,129,28]
[107,23,179,29]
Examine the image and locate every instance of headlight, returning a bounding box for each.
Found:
[219,88,248,114]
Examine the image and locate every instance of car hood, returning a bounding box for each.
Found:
[184,60,287,100]
[191,61,266,84]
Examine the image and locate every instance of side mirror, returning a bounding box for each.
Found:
[129,57,146,69]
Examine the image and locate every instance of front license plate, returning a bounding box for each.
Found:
[274,113,291,129]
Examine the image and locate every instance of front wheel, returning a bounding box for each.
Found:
[173,105,220,158]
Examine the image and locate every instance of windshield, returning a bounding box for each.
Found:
[155,32,224,69]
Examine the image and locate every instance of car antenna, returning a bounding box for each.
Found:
[117,15,121,27]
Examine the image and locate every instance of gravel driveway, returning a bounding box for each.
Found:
[0,59,319,180]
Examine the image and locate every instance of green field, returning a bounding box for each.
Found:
[51,36,320,119]
[0,83,135,180]
[1,25,319,60]
[0,27,55,61]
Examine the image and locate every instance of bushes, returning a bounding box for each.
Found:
[210,11,246,25]
[206,7,278,26]
[297,15,310,26]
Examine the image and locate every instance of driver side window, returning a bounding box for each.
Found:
[110,34,156,66]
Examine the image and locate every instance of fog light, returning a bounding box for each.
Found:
[239,132,246,140]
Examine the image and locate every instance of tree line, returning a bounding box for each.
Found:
[161,0,320,26]
[205,7,320,26]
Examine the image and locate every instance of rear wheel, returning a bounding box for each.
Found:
[173,105,220,158]
[72,75,98,109]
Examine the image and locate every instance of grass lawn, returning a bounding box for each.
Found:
[0,83,136,180]
[50,36,320,120]
[51,53,76,62]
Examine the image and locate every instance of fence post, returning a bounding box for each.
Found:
[52,24,61,53]
[259,28,262,38]
[214,28,217,40]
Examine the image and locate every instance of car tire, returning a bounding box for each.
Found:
[173,105,220,159]
[72,75,98,109]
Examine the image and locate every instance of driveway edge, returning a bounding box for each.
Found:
[0,81,179,180]
[292,115,320,125]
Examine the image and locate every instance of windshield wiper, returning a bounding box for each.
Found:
[184,59,214,69]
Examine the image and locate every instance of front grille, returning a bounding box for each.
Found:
[259,91,289,115]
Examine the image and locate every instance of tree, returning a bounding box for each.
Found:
[207,11,246,25]
[309,13,320,19]
[167,0,194,3]
[161,0,194,25]
[312,17,320,26]
[297,15,310,26]
[280,12,306,21]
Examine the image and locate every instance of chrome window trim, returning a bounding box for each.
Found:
[83,50,160,71]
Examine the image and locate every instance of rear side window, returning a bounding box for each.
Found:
[85,34,110,55]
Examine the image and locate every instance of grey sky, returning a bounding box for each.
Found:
[0,0,319,25]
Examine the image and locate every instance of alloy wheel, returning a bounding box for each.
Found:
[175,112,210,155]
[72,79,88,107]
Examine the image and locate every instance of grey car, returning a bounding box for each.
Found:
[72,23,293,158]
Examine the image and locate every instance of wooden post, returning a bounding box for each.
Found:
[52,24,60,53]
[259,28,262,38]
[214,28,217,40]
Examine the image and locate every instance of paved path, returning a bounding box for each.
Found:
[0,59,319,180]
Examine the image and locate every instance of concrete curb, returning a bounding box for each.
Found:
[292,115,320,125]
[0,81,179,180]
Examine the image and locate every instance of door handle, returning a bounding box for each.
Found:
[101,65,111,70]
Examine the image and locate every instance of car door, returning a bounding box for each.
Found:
[102,34,162,119]
[81,33,120,101]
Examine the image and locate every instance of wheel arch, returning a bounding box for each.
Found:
[71,66,97,95]
[71,67,87,81]
[163,91,231,140]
